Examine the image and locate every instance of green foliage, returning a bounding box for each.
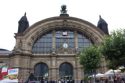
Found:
[106,59,117,69]
[101,29,125,68]
[83,75,91,82]
[79,46,101,73]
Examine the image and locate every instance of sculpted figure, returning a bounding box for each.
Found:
[18,13,29,33]
[61,5,67,14]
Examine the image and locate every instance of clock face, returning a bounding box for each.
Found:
[63,43,68,48]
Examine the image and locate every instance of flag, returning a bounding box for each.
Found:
[1,66,8,76]
[0,68,3,80]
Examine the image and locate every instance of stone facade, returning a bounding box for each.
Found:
[0,16,107,82]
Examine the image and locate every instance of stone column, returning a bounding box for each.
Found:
[20,55,31,81]
[50,56,57,81]
[74,56,83,83]
[77,67,83,83]
[10,53,31,82]
[10,54,21,68]
[56,67,59,80]
[74,57,78,83]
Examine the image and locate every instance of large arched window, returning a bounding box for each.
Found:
[77,32,92,51]
[32,32,52,54]
[34,63,48,78]
[59,62,73,79]
[32,29,92,54]
[56,30,75,49]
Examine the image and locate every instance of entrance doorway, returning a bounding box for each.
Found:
[34,62,48,81]
[59,62,73,80]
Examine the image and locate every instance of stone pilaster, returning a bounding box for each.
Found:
[50,56,57,81]
[10,53,31,81]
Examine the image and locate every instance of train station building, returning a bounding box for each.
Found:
[0,5,108,82]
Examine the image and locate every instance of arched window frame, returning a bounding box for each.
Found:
[59,62,73,79]
[34,62,49,78]
[32,29,92,54]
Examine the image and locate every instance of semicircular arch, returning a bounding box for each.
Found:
[59,62,74,79]
[34,62,49,77]
[16,16,105,53]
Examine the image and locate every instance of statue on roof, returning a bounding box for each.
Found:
[18,12,29,33]
[97,15,109,34]
[61,5,67,14]
[60,5,69,16]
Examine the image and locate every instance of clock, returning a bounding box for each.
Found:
[63,43,68,48]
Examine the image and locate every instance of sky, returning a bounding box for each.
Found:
[0,0,125,51]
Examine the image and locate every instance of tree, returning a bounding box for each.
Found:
[101,29,125,69]
[79,45,101,75]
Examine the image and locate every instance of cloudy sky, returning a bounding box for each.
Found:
[0,0,125,50]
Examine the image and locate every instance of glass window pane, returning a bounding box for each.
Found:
[59,63,73,79]
[32,32,52,54]
[34,63,48,78]
[56,30,75,49]
[77,32,92,51]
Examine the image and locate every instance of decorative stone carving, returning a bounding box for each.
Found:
[56,48,76,54]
